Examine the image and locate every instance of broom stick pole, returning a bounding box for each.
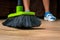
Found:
[18,0,23,6]
[16,0,23,12]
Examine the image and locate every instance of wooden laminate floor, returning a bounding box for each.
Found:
[0,19,60,40]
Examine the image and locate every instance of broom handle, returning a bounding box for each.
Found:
[18,0,23,6]
[16,0,23,12]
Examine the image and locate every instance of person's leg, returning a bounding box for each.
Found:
[23,0,30,12]
[42,0,56,21]
[42,0,49,12]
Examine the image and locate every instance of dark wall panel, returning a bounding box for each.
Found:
[0,0,58,18]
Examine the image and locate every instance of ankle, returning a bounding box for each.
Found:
[44,11,51,16]
[25,10,30,12]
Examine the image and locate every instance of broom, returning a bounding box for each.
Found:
[2,0,41,29]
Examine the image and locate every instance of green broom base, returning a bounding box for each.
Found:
[8,6,35,18]
[8,12,35,18]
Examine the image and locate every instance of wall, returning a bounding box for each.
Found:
[0,0,58,18]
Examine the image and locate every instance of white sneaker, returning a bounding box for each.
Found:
[44,13,56,21]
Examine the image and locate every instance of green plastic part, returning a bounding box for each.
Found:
[16,6,23,12]
[8,12,35,18]
[8,6,35,18]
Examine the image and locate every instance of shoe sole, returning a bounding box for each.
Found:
[44,17,56,21]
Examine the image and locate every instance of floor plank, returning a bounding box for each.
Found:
[0,19,60,40]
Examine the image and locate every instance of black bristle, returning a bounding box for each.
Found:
[2,16,41,29]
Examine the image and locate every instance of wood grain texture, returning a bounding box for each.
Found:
[0,19,60,40]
